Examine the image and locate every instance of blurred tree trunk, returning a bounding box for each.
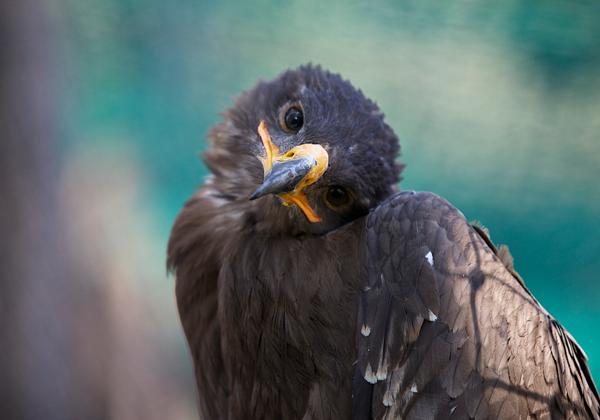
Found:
[0,2,107,419]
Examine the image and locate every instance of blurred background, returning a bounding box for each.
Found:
[1,0,599,419]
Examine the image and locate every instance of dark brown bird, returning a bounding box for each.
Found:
[168,65,599,419]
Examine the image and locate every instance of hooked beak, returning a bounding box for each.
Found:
[249,157,316,200]
[250,120,329,223]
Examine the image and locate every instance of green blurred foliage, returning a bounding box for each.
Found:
[57,0,600,381]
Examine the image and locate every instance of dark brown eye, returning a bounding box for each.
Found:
[325,186,351,208]
[282,106,304,132]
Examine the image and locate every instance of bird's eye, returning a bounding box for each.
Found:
[282,105,304,133]
[325,186,351,209]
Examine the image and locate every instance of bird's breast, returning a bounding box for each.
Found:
[218,230,365,418]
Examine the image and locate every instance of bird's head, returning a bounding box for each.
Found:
[204,65,403,235]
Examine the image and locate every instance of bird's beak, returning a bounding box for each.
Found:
[250,120,329,223]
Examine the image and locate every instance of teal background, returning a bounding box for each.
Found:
[48,0,600,416]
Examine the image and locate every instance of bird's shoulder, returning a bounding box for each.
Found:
[366,190,465,241]
[168,181,237,272]
[367,190,523,286]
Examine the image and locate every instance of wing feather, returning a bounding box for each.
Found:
[353,191,600,419]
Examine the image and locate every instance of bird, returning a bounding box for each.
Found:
[167,65,599,419]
